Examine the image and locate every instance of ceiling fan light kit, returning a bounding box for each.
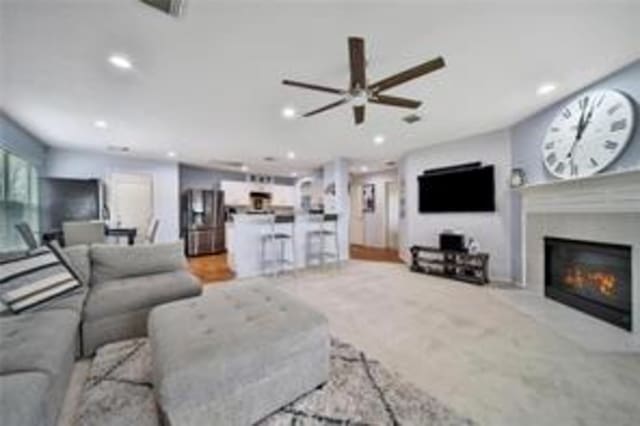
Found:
[282,37,445,125]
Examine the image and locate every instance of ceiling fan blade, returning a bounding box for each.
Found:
[282,79,345,95]
[353,105,365,125]
[348,37,366,91]
[369,56,445,93]
[369,94,422,109]
[303,98,349,117]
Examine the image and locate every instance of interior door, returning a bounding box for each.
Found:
[108,173,153,239]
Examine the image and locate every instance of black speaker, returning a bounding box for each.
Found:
[439,233,466,252]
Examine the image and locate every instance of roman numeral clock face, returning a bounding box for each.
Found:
[542,89,635,179]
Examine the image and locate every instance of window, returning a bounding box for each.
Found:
[0,148,39,252]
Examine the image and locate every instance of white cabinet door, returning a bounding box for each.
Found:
[221,181,249,206]
[272,185,294,206]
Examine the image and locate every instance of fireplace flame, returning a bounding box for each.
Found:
[563,265,616,298]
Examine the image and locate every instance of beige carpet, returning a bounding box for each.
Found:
[60,260,640,426]
[233,261,640,426]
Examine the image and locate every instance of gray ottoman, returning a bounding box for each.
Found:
[148,283,330,426]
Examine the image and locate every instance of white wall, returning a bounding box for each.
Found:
[45,148,180,243]
[351,170,398,248]
[323,158,350,260]
[399,129,513,282]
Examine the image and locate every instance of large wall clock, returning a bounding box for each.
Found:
[541,89,635,179]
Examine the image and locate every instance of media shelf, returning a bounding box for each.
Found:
[409,245,489,285]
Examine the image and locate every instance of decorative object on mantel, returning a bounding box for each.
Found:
[466,237,480,255]
[74,338,475,426]
[510,168,526,188]
[362,183,375,213]
[542,89,635,180]
[409,245,489,285]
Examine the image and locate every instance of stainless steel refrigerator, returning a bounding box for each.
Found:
[181,189,225,256]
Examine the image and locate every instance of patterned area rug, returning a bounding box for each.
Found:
[75,338,475,426]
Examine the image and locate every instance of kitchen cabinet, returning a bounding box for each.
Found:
[221,181,250,206]
[221,180,295,207]
[271,185,295,206]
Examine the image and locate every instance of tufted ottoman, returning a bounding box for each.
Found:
[148,282,330,426]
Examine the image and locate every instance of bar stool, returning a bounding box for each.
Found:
[306,214,339,268]
[260,214,296,276]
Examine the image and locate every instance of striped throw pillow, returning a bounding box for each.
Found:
[0,247,81,313]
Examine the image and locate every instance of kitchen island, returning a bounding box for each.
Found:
[226,213,341,278]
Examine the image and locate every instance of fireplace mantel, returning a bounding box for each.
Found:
[518,169,640,214]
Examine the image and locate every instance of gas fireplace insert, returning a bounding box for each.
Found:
[544,237,632,331]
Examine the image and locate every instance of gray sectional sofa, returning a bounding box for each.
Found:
[0,242,202,426]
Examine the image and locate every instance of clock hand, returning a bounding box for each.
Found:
[580,100,597,137]
[569,97,596,160]
[567,101,588,159]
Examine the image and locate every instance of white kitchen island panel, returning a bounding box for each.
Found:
[226,213,343,278]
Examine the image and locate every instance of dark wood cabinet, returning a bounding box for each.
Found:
[410,245,489,285]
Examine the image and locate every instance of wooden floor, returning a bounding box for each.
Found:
[189,246,402,284]
[349,244,403,263]
[188,253,235,285]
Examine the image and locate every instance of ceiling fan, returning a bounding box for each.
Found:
[282,37,445,125]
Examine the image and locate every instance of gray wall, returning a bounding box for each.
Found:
[179,164,295,192]
[46,148,180,243]
[0,111,48,170]
[179,164,245,191]
[509,60,640,282]
[511,60,640,185]
[399,129,514,282]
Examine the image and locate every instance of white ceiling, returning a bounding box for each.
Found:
[1,0,639,176]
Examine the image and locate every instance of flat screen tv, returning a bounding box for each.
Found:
[418,164,495,213]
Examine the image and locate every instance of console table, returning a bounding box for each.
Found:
[410,245,489,285]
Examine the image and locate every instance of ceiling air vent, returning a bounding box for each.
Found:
[139,0,185,17]
[403,113,422,124]
[107,145,130,153]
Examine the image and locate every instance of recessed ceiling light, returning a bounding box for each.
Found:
[241,165,249,172]
[94,120,108,129]
[373,135,385,145]
[167,151,176,158]
[108,54,133,70]
[290,172,298,178]
[282,107,296,119]
[286,151,296,160]
[360,165,369,173]
[537,82,557,96]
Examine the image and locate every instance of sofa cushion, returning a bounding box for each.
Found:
[84,270,201,321]
[0,247,82,313]
[90,242,187,285]
[25,286,87,316]
[0,372,50,426]
[0,310,78,377]
[49,241,91,286]
[63,244,91,285]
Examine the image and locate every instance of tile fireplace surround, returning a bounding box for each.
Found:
[519,170,640,350]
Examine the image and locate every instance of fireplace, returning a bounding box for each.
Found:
[545,237,632,331]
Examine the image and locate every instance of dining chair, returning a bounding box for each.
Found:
[15,222,40,250]
[62,221,106,246]
[145,218,160,244]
